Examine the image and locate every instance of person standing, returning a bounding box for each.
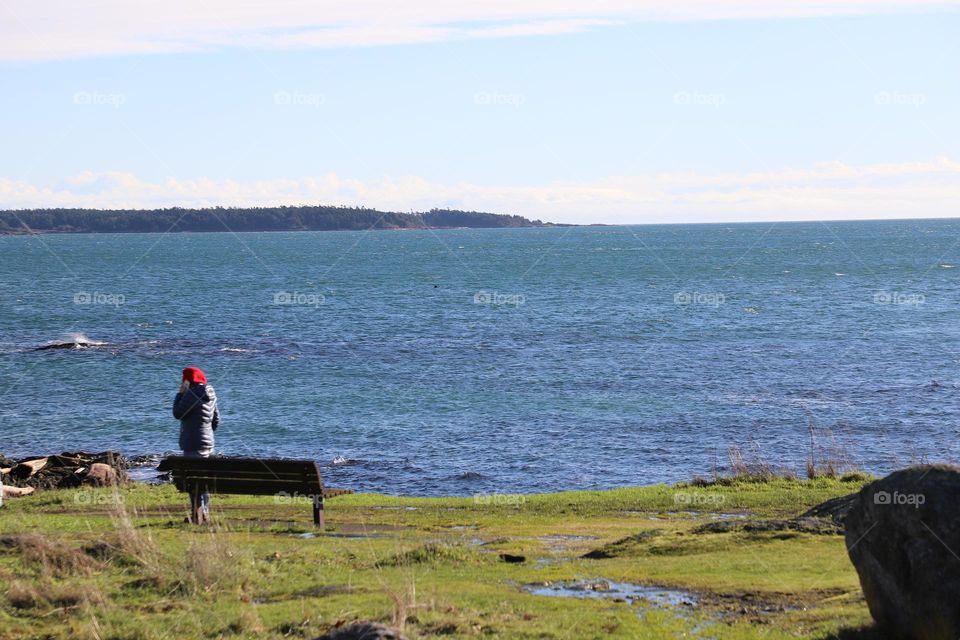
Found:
[173,367,220,523]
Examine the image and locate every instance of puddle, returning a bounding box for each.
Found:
[642,510,750,522]
[534,557,573,568]
[534,535,598,542]
[524,580,697,608]
[290,531,394,540]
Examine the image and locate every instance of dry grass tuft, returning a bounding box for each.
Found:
[727,446,779,482]
[171,535,248,597]
[226,605,266,635]
[5,579,104,611]
[6,581,42,609]
[3,534,97,577]
[806,426,859,479]
[108,499,162,571]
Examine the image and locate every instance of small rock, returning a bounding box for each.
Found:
[316,622,406,640]
[499,553,525,563]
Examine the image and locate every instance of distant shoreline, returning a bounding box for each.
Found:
[0,205,571,235]
[0,225,573,236]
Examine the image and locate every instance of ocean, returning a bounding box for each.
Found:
[2,220,958,495]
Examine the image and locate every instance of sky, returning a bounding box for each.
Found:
[1,0,958,224]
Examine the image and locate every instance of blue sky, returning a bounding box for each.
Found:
[1,1,958,223]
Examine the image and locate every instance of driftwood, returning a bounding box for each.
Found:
[1,485,35,498]
[13,457,49,480]
[1,452,128,490]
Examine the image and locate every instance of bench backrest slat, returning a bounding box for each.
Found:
[158,457,318,476]
[159,456,324,496]
[166,469,309,481]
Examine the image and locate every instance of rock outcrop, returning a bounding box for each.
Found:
[799,492,858,529]
[846,465,960,639]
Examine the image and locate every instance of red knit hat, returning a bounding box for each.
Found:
[182,367,207,384]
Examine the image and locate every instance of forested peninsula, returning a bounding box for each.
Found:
[0,206,558,234]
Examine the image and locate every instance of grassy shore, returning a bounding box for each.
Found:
[0,477,877,639]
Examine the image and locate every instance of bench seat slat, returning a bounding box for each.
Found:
[174,478,319,496]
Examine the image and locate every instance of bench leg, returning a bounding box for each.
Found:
[189,488,206,525]
[313,496,325,530]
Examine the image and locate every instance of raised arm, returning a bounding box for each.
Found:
[173,388,201,419]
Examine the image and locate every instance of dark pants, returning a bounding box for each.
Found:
[182,450,211,517]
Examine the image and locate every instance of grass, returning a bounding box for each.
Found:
[0,478,877,639]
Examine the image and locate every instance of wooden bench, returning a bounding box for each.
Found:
[157,456,352,527]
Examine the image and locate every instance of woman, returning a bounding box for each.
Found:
[172,367,220,523]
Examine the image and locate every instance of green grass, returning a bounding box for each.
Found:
[0,478,876,639]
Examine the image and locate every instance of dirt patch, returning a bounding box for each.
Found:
[255,584,360,604]
[582,530,665,559]
[377,543,486,567]
[692,517,841,536]
[699,587,853,622]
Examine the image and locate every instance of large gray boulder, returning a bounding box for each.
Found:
[846,465,960,639]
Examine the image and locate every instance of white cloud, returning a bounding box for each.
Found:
[0,1,955,61]
[3,158,959,224]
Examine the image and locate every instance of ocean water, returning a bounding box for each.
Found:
[1,221,959,495]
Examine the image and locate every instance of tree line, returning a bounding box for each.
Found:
[0,206,552,234]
